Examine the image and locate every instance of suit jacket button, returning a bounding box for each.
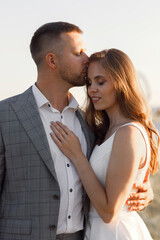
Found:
[53,194,60,200]
[49,225,56,230]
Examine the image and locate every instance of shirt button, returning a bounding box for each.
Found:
[53,194,60,200]
[68,215,71,219]
[48,104,51,107]
[49,225,56,230]
[69,189,73,192]
[67,164,70,167]
[61,115,63,119]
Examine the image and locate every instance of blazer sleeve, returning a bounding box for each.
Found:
[0,131,5,192]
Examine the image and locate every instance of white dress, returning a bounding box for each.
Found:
[84,123,153,240]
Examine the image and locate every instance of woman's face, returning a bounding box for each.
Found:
[87,62,117,112]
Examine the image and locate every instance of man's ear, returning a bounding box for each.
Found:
[46,53,56,69]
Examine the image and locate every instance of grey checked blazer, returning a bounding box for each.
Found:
[0,87,95,240]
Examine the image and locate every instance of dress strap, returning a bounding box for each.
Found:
[115,122,151,171]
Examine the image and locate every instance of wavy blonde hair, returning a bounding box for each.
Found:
[85,49,159,174]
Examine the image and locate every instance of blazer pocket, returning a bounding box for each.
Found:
[0,218,32,235]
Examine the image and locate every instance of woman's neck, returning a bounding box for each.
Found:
[105,106,132,135]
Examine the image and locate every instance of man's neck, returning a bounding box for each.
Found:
[35,81,70,112]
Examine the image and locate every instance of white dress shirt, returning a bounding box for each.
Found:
[32,84,87,234]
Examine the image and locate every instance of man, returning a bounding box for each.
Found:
[0,22,153,240]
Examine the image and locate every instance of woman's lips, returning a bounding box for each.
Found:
[91,97,101,103]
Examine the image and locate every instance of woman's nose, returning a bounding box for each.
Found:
[88,84,98,94]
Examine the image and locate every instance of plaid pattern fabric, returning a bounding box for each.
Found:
[0,87,95,240]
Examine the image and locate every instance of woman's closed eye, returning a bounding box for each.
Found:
[98,81,104,85]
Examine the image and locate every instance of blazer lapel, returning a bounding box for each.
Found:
[11,87,58,181]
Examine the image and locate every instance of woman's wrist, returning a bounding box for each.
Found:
[71,153,87,167]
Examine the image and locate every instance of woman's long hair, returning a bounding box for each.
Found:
[85,49,159,174]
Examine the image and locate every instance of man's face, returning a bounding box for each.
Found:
[57,32,89,87]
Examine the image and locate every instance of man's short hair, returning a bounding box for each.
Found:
[30,21,83,66]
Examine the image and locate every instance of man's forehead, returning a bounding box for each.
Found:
[60,31,86,48]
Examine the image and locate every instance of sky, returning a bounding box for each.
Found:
[0,0,160,108]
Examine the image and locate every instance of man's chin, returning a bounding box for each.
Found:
[77,82,85,87]
[76,77,86,86]
[65,76,86,87]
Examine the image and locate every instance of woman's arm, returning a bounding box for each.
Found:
[50,122,149,222]
[104,125,146,221]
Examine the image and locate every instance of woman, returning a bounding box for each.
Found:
[50,49,159,239]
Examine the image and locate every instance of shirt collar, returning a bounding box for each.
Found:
[32,84,49,108]
[32,84,79,111]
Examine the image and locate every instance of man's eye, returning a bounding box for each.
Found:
[75,51,82,56]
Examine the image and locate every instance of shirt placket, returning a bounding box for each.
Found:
[61,112,75,232]
[65,156,75,232]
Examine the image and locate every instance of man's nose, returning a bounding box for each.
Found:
[83,53,89,65]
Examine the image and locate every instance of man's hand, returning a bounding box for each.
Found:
[126,169,154,211]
